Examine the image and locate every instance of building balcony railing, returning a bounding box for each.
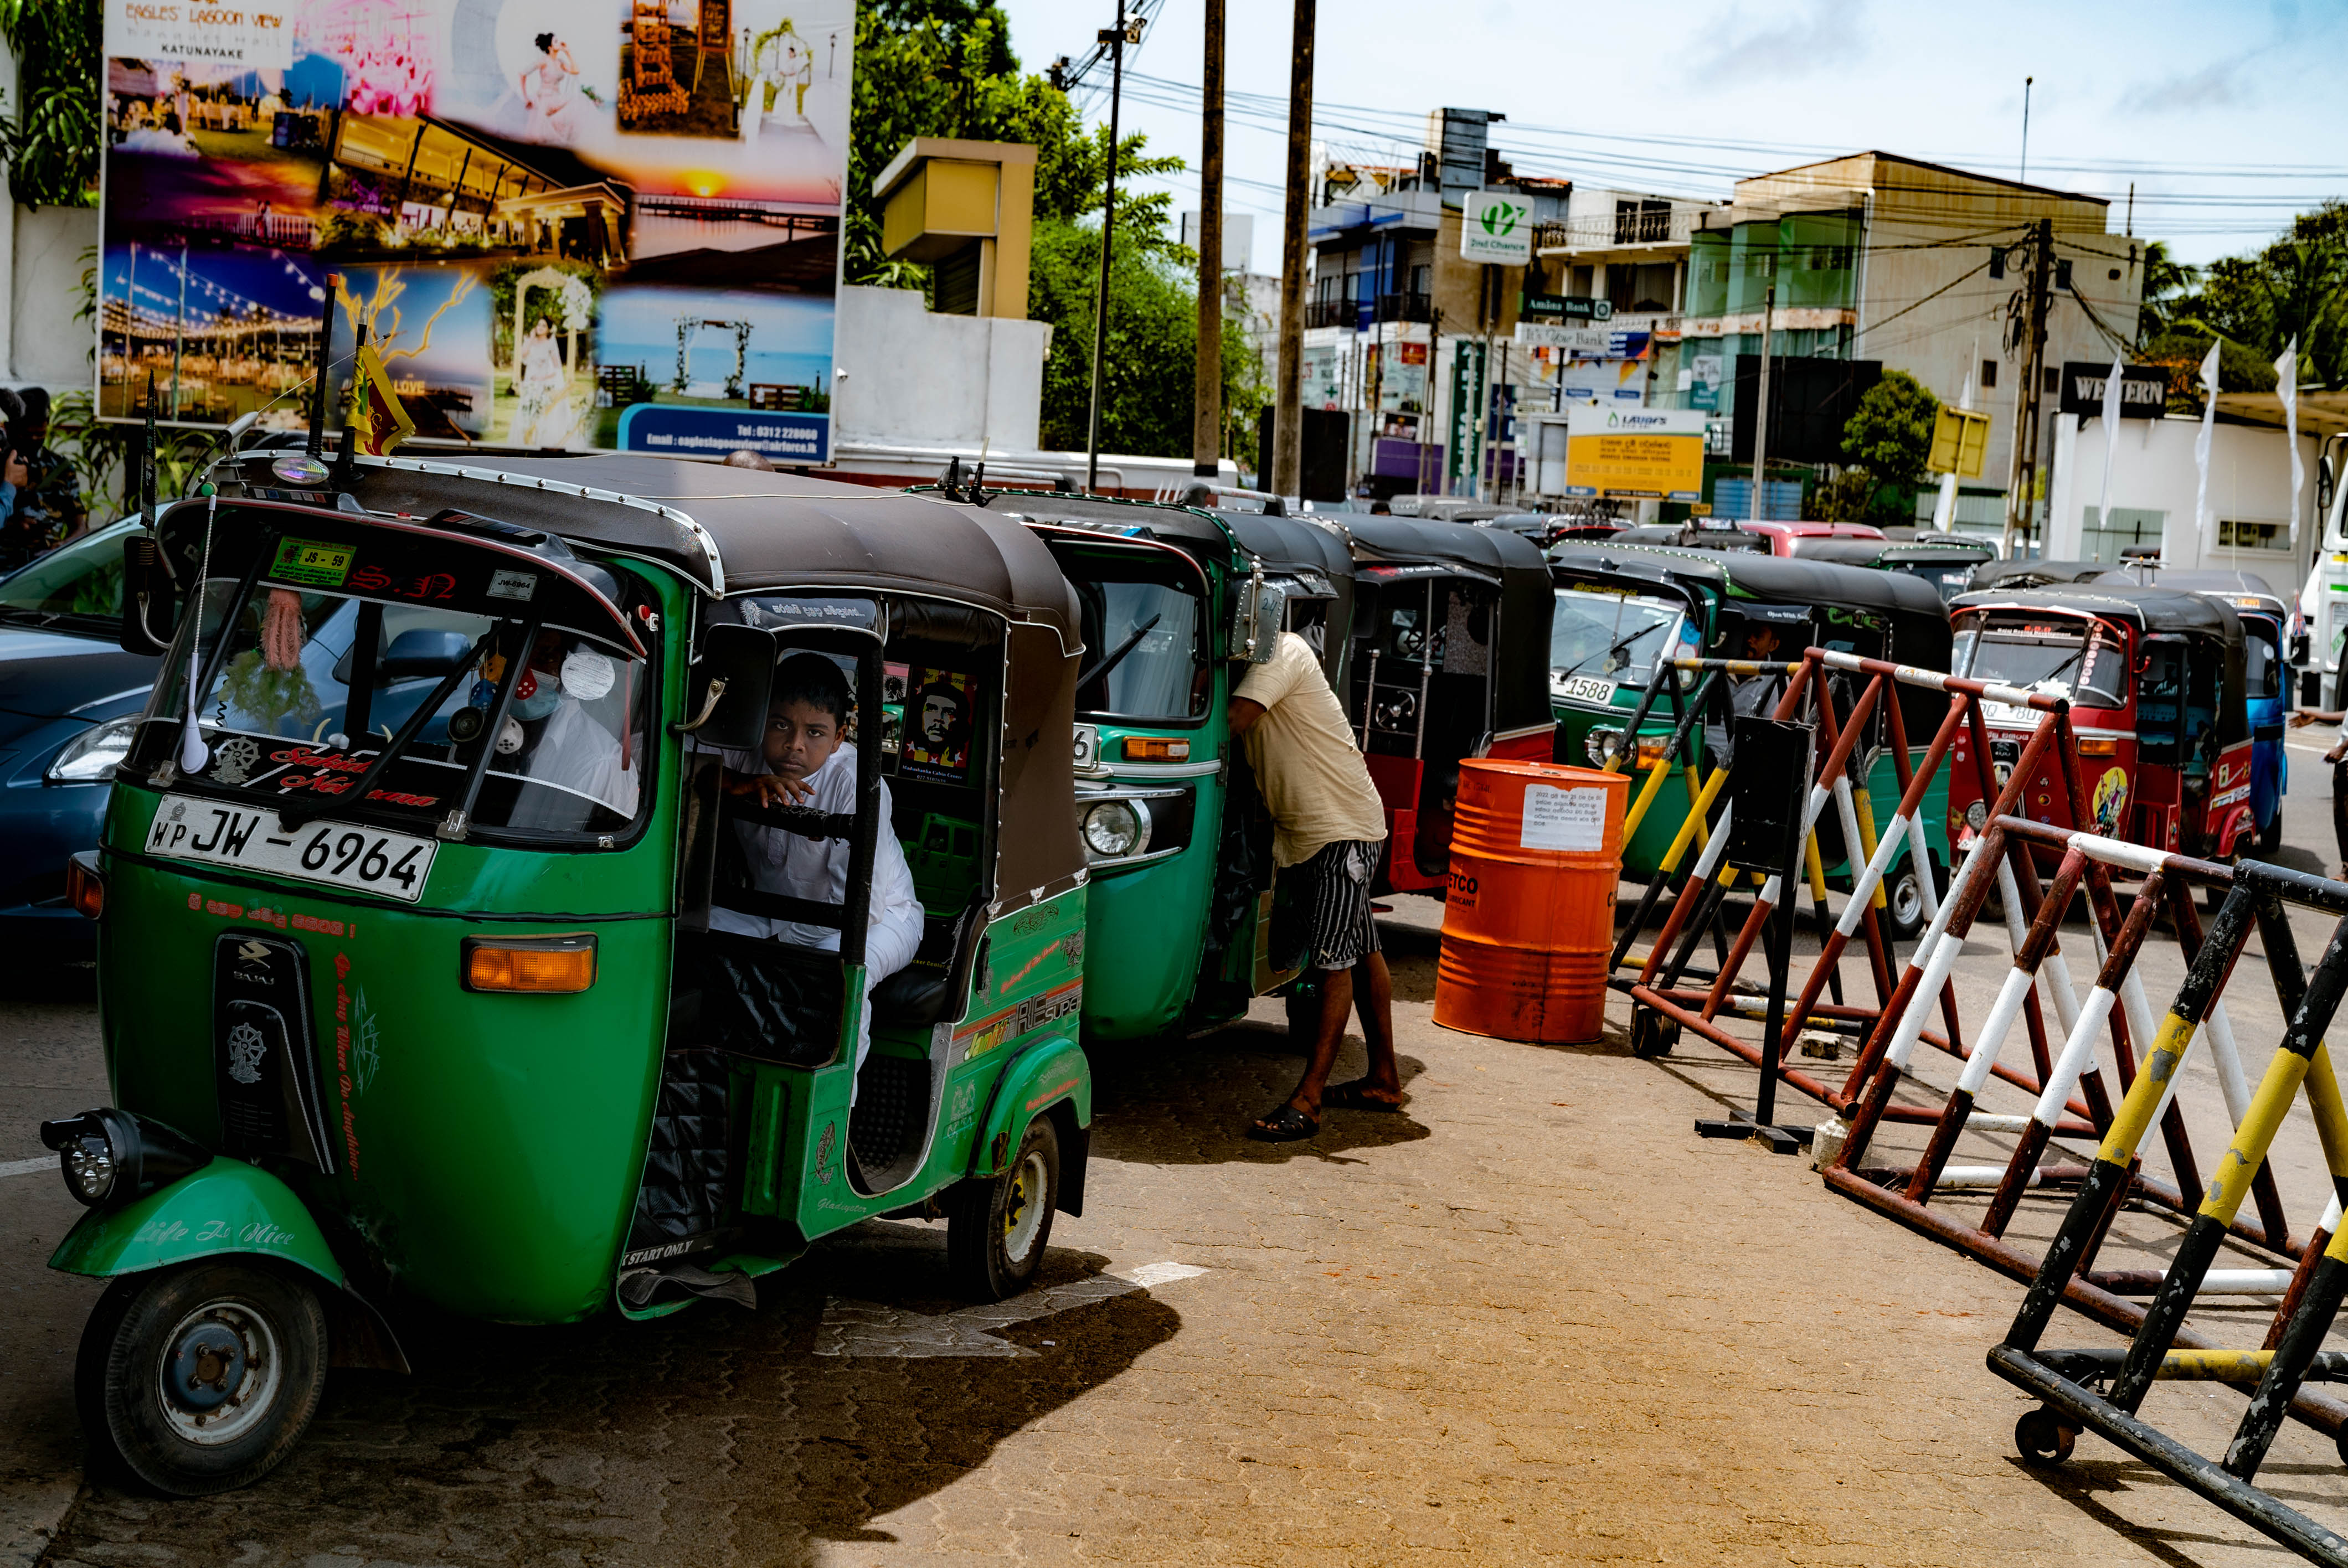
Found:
[1535,209,1700,254]
[1306,293,1434,331]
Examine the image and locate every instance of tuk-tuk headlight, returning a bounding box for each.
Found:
[38,1107,209,1210]
[1082,798,1150,860]
[1585,727,1625,766]
[1965,800,1989,831]
[48,716,139,782]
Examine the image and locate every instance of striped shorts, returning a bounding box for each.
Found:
[1290,838,1383,972]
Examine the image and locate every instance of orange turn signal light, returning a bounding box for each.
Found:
[65,854,102,920]
[462,934,596,993]
[1123,736,1191,762]
[2077,737,2119,757]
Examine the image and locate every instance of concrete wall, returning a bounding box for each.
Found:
[2046,411,2321,584]
[831,282,1051,452]
[13,204,96,390]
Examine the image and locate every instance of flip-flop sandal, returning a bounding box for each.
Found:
[1246,1105,1320,1142]
[1323,1079,1405,1113]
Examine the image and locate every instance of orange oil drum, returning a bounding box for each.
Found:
[1433,760,1629,1045]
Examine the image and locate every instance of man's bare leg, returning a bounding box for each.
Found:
[1279,966,1355,1121]
[1350,952,1401,1098]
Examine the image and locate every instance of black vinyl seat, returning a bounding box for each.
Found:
[868,894,988,1029]
[871,964,952,1026]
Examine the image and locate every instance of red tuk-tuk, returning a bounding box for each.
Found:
[1946,585,2253,863]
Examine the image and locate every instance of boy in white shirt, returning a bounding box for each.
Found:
[714,653,928,1079]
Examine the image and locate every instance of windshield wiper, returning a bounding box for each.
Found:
[1556,622,1662,682]
[1078,613,1163,691]
[277,628,495,832]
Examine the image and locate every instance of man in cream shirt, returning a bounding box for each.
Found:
[1230,629,1403,1141]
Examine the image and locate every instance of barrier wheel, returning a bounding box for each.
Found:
[1630,1008,1678,1059]
[2015,1407,2077,1467]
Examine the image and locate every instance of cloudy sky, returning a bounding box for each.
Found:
[995,0,2348,269]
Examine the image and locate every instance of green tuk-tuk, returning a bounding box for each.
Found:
[1546,543,1955,935]
[1786,533,1998,602]
[37,456,1094,1494]
[974,489,1355,1040]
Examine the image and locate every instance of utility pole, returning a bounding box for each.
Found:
[1190,0,1224,479]
[1748,280,1774,522]
[1084,0,1131,494]
[1269,0,1315,501]
[2001,218,2054,555]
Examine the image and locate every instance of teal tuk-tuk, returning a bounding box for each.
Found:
[976,488,1355,1040]
[1546,543,1955,935]
[38,457,1093,1494]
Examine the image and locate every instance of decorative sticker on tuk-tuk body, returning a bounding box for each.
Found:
[813,1121,837,1186]
[329,951,366,1175]
[269,538,356,588]
[954,978,1085,1062]
[902,669,974,783]
[2093,766,2130,832]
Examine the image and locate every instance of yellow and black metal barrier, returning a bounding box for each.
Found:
[1990,858,2348,1562]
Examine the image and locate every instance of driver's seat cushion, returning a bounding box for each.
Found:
[871,964,952,1027]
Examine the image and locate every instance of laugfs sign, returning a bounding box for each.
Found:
[106,0,292,66]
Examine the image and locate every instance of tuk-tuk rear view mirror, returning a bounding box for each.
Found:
[676,622,775,749]
[1229,572,1287,663]
[118,533,176,657]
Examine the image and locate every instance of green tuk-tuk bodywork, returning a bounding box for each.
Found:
[1546,544,1956,916]
[43,457,1096,1492]
[974,492,1356,1041]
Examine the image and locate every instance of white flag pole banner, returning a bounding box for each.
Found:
[2195,338,2223,547]
[2097,349,2123,535]
[2278,336,2304,546]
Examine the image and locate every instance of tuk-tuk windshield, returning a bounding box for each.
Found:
[1887,560,1981,602]
[1951,616,2126,709]
[135,574,650,838]
[1066,555,1207,723]
[1551,587,1684,692]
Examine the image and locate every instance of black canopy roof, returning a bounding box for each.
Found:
[974,490,1356,585]
[1791,535,1997,568]
[1966,557,2107,592]
[1547,541,1952,622]
[1340,513,1553,578]
[210,452,1078,642]
[1608,523,1769,553]
[1953,584,2248,644]
[2090,568,2285,613]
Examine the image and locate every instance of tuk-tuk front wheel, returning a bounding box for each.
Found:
[1885,855,1942,942]
[948,1116,1060,1302]
[75,1261,328,1496]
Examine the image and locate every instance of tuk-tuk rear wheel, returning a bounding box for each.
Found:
[75,1261,328,1497]
[947,1115,1061,1302]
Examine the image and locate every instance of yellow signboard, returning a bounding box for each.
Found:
[1564,408,1706,501]
[1929,406,1992,477]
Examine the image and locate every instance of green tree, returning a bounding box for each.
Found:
[0,0,100,207]
[2133,239,2198,342]
[1826,370,1938,524]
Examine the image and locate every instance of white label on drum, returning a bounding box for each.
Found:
[1521,784,1606,852]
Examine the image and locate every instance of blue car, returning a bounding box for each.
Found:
[0,519,159,953]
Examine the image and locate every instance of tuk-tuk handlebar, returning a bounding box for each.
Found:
[727,799,857,843]
[1810,647,2064,714]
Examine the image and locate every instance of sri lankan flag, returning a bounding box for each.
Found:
[333,276,417,456]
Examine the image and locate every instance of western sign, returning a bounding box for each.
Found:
[2058,362,2167,419]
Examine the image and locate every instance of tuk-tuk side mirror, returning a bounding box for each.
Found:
[119,534,176,657]
[1229,574,1287,663]
[675,622,775,749]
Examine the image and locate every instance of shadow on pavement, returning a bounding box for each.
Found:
[1087,1019,1434,1167]
[44,1227,1182,1567]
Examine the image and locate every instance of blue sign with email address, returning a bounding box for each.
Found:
[617,405,831,464]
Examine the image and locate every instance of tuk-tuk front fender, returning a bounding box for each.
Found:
[49,1157,344,1286]
[49,1157,411,1371]
[971,1034,1092,1215]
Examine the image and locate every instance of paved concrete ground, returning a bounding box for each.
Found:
[6,728,2348,1566]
